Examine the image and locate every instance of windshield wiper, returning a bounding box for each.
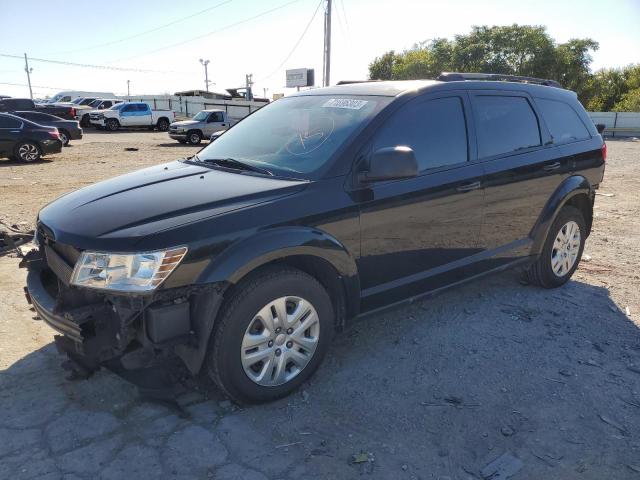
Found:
[198,157,273,176]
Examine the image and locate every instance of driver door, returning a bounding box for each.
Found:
[356,93,486,310]
[204,111,226,136]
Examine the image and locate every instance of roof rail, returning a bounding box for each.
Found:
[437,72,562,88]
[335,80,381,85]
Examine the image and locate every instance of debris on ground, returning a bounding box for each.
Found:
[480,452,523,479]
[598,414,627,435]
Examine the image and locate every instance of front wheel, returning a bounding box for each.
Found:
[187,130,202,145]
[106,119,119,131]
[206,266,334,404]
[526,205,586,288]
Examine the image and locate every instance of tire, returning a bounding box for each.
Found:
[206,266,334,404]
[106,119,119,131]
[187,130,202,145]
[59,129,70,147]
[14,141,41,162]
[157,118,170,132]
[526,205,586,288]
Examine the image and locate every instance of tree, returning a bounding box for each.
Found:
[369,51,398,81]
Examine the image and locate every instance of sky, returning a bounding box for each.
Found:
[0,0,638,100]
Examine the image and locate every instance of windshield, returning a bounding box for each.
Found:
[192,111,209,121]
[49,94,64,103]
[196,95,388,179]
[89,99,102,107]
[72,98,85,104]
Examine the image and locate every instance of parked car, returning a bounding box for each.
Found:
[0,98,77,121]
[76,99,123,127]
[12,111,82,146]
[210,130,225,142]
[89,102,174,131]
[0,112,62,162]
[44,91,116,104]
[23,74,605,404]
[168,109,233,144]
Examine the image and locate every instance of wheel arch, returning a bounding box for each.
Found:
[530,175,594,255]
[197,227,361,326]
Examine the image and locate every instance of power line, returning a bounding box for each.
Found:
[0,81,70,91]
[109,0,305,63]
[49,0,234,55]
[0,53,192,75]
[257,0,323,82]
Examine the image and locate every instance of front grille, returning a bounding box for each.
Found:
[44,245,74,285]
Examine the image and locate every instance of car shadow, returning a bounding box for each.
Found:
[2,273,639,478]
[155,143,204,148]
[0,158,54,167]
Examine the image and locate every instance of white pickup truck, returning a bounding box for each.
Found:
[89,102,175,132]
[168,109,235,144]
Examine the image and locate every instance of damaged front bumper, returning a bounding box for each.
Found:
[21,247,225,377]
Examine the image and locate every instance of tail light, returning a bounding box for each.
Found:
[70,107,76,117]
[48,130,60,140]
[601,142,607,162]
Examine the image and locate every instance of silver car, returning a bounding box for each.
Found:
[168,109,230,145]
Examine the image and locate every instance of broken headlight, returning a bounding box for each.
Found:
[70,247,187,292]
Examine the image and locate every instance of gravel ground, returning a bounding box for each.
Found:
[0,132,639,479]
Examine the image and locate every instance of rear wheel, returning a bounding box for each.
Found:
[14,142,41,162]
[187,130,202,145]
[206,266,334,404]
[526,205,586,288]
[59,129,70,146]
[157,118,170,131]
[106,119,119,131]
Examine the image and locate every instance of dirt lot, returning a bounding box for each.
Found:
[1,132,639,480]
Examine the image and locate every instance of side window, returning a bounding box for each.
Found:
[102,101,112,108]
[209,112,224,122]
[373,96,468,172]
[136,104,149,112]
[0,116,22,128]
[536,98,590,144]
[473,96,541,158]
[61,96,71,102]
[121,104,134,112]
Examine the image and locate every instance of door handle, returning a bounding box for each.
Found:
[456,181,481,192]
[543,161,561,172]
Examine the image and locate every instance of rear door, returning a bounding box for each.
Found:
[469,91,568,263]
[357,92,485,309]
[0,115,23,156]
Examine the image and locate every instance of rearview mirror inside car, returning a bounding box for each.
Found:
[359,146,418,183]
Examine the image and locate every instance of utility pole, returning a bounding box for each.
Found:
[23,53,33,100]
[199,59,211,92]
[322,0,332,87]
[127,80,130,97]
[245,74,254,101]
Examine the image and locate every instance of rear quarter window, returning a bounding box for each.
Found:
[536,98,590,144]
[472,95,541,158]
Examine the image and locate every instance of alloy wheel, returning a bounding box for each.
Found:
[551,220,581,277]
[18,143,39,162]
[241,296,320,387]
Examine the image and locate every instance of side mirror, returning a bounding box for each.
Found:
[359,146,418,183]
[596,123,606,135]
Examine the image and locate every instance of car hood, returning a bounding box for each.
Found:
[171,120,200,128]
[38,160,307,247]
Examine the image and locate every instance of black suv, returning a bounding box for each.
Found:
[0,112,62,162]
[23,74,605,404]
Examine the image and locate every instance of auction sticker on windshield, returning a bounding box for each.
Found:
[322,98,369,110]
